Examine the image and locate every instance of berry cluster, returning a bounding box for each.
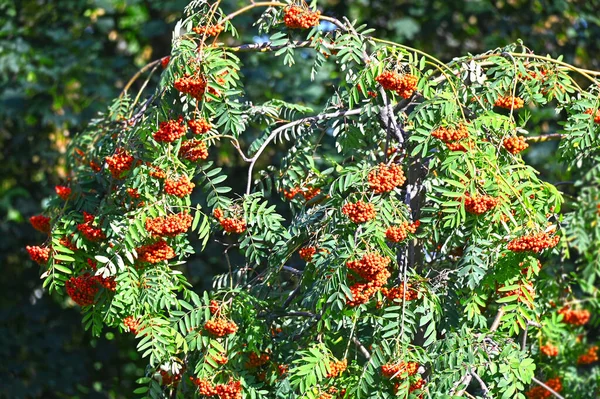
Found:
[188,118,212,134]
[126,188,140,199]
[214,208,246,234]
[192,24,224,37]
[123,316,140,334]
[507,232,559,252]
[445,141,472,152]
[464,193,499,214]
[299,246,317,262]
[282,186,322,201]
[149,166,167,179]
[164,175,195,197]
[190,377,215,396]
[408,378,426,394]
[540,343,558,357]
[204,318,238,337]
[283,5,321,29]
[381,361,419,379]
[136,240,176,264]
[584,108,600,124]
[503,136,529,154]
[77,212,106,241]
[209,299,220,315]
[577,346,598,365]
[174,75,207,99]
[89,160,102,172]
[525,377,562,399]
[160,56,170,69]
[26,245,50,264]
[368,163,406,194]
[59,236,78,251]
[30,215,51,234]
[431,124,469,143]
[558,307,590,326]
[385,221,420,243]
[381,284,418,302]
[277,364,288,376]
[326,358,347,378]
[346,253,391,306]
[498,282,535,307]
[145,212,193,237]
[159,369,182,386]
[55,185,71,200]
[179,139,209,162]
[375,71,418,99]
[495,96,525,110]
[65,273,114,306]
[246,352,270,368]
[105,148,134,178]
[153,116,187,143]
[342,201,376,223]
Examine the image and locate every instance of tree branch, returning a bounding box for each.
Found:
[532,377,565,399]
[470,368,490,398]
[351,337,371,360]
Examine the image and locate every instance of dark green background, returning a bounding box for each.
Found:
[1,0,599,397]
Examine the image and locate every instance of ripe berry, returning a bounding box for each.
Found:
[431,124,469,143]
[368,163,406,194]
[126,188,141,199]
[192,24,224,36]
[213,207,246,234]
[503,136,529,154]
[26,245,50,264]
[283,5,320,29]
[540,343,558,357]
[299,246,317,262]
[381,361,419,379]
[507,232,559,253]
[584,108,600,124]
[577,346,598,365]
[179,139,209,162]
[30,215,51,234]
[55,185,72,200]
[174,74,207,99]
[375,71,418,99]
[558,307,590,326]
[145,212,193,237]
[302,186,321,201]
[105,148,134,178]
[153,116,187,143]
[385,221,420,243]
[326,358,347,378]
[381,284,418,302]
[246,352,270,368]
[190,377,216,396]
[123,316,140,334]
[160,56,170,69]
[525,377,562,399]
[464,193,498,214]
[77,212,106,241]
[187,118,211,134]
[149,166,167,179]
[495,96,524,110]
[66,273,101,306]
[164,175,195,197]
[346,253,391,306]
[204,318,238,337]
[136,240,176,264]
[342,201,376,223]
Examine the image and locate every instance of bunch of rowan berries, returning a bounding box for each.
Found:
[525,377,562,399]
[179,139,209,162]
[174,74,207,99]
[346,253,391,306]
[26,245,50,264]
[136,240,176,264]
[30,215,51,234]
[204,318,238,337]
[495,95,525,110]
[59,236,78,251]
[145,212,193,237]
[375,71,418,99]
[188,118,212,134]
[503,136,529,154]
[153,116,187,143]
[105,148,134,178]
[283,186,300,200]
[431,124,469,143]
[160,56,170,69]
[246,352,270,368]
[445,141,472,152]
[299,246,317,262]
[277,364,289,376]
[213,208,247,234]
[381,361,419,379]
[326,358,347,378]
[342,200,376,223]
[368,163,406,194]
[303,186,321,201]
[381,284,418,302]
[192,24,224,36]
[584,108,600,124]
[55,185,72,200]
[463,193,499,214]
[212,353,228,365]
[558,307,590,326]
[149,165,167,179]
[65,273,103,306]
[98,275,117,291]
[408,378,426,394]
[164,175,195,197]
[507,232,559,252]
[77,212,106,241]
[209,299,220,315]
[89,160,102,172]
[540,343,559,357]
[577,346,598,365]
[283,5,320,29]
[385,220,420,243]
[190,377,216,396]
[159,369,182,386]
[123,316,140,334]
[214,379,243,399]
[126,188,141,199]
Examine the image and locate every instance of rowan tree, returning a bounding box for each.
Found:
[25,1,600,398]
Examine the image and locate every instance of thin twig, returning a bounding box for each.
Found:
[532,377,565,399]
[351,337,371,361]
[470,368,490,398]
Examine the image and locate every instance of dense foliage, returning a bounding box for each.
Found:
[8,1,600,398]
